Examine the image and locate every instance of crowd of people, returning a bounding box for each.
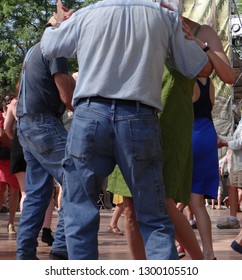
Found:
[0,0,242,260]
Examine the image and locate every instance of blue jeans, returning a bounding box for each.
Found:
[62,99,178,260]
[16,113,67,260]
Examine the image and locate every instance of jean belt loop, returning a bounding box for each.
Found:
[136,101,140,112]
[87,97,91,106]
[111,100,116,110]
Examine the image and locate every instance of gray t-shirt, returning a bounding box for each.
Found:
[17,42,68,117]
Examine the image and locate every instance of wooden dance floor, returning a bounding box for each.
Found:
[0,206,242,260]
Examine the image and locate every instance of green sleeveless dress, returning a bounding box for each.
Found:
[159,66,195,205]
[108,66,195,205]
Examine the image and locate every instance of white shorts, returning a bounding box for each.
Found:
[227,172,242,188]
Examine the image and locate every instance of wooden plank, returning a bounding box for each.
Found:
[0,207,241,260]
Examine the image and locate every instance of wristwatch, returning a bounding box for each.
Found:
[203,42,210,52]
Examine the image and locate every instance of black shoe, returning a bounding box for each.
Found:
[42,228,54,246]
[0,205,9,213]
[49,250,68,260]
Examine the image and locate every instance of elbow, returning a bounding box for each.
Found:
[198,61,213,78]
[217,71,236,85]
[198,68,213,78]
[225,72,236,85]
[4,129,13,140]
[215,66,236,84]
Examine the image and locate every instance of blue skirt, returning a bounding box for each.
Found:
[192,118,219,199]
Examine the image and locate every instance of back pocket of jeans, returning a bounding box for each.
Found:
[28,129,54,154]
[67,116,98,161]
[129,118,161,161]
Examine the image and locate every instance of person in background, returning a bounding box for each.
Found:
[217,125,242,230]
[115,10,234,260]
[4,96,26,212]
[161,14,234,259]
[216,151,233,210]
[189,77,219,260]
[107,195,124,236]
[4,94,58,246]
[107,166,130,235]
[0,107,20,234]
[15,38,74,259]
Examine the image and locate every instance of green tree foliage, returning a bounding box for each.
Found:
[1,0,239,104]
[0,0,88,103]
[236,0,242,12]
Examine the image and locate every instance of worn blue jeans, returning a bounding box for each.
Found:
[62,99,178,260]
[16,113,67,260]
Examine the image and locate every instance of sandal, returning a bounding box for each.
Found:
[108,225,124,235]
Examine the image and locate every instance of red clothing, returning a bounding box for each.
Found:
[0,160,19,188]
[0,112,19,188]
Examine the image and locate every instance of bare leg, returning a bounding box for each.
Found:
[14,172,26,213]
[189,193,216,260]
[205,199,209,207]
[41,194,55,246]
[123,197,203,260]
[211,199,215,209]
[217,193,223,209]
[228,186,238,217]
[7,185,19,233]
[108,202,124,235]
[53,179,62,210]
[185,205,196,226]
[166,198,203,259]
[0,182,7,208]
[123,197,146,260]
[42,196,54,228]
[237,188,242,211]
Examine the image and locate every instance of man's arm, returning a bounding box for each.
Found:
[54,73,75,111]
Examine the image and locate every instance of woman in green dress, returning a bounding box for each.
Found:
[107,66,203,260]
[107,15,235,259]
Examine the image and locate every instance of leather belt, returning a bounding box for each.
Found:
[77,96,153,109]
